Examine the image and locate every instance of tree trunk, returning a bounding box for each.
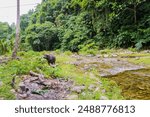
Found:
[134,3,137,24]
[12,0,20,59]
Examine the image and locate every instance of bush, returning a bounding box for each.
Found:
[79,42,99,55]
[0,39,13,55]
[26,22,60,51]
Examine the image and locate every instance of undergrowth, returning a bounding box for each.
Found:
[0,50,125,99]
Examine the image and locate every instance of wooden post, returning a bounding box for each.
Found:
[12,0,20,59]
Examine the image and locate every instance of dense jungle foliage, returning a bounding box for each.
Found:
[0,0,150,55]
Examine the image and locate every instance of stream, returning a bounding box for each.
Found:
[109,68,150,99]
[72,54,150,99]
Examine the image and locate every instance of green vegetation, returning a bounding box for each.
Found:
[24,0,150,52]
[0,22,14,55]
[0,51,123,99]
[129,56,150,65]
[1,0,150,55]
[118,50,150,66]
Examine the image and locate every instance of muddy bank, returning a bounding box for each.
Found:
[109,68,150,99]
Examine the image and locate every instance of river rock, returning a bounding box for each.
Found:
[19,82,26,92]
[0,98,4,100]
[103,54,109,58]
[29,77,39,82]
[96,55,102,58]
[100,96,108,100]
[112,54,118,57]
[18,93,28,99]
[88,84,96,91]
[71,86,85,93]
[143,50,150,53]
[138,86,145,90]
[10,89,16,93]
[89,73,97,79]
[84,65,90,70]
[101,89,106,94]
[81,92,86,96]
[0,81,3,87]
[86,54,94,57]
[135,57,140,60]
[66,95,78,100]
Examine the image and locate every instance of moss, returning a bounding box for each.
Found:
[100,49,115,54]
[129,57,150,65]
[120,53,150,58]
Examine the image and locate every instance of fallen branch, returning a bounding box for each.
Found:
[29,71,41,77]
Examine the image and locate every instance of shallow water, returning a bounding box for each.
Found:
[71,54,150,99]
[109,68,150,99]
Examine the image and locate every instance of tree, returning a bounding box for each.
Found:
[19,0,150,51]
[12,0,20,59]
[0,22,12,40]
[26,22,59,51]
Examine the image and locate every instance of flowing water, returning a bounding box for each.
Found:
[109,68,150,99]
[71,54,150,99]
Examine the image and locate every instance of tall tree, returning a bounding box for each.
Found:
[12,0,20,59]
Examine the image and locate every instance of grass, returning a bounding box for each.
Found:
[120,51,150,66]
[128,57,150,65]
[0,50,124,100]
